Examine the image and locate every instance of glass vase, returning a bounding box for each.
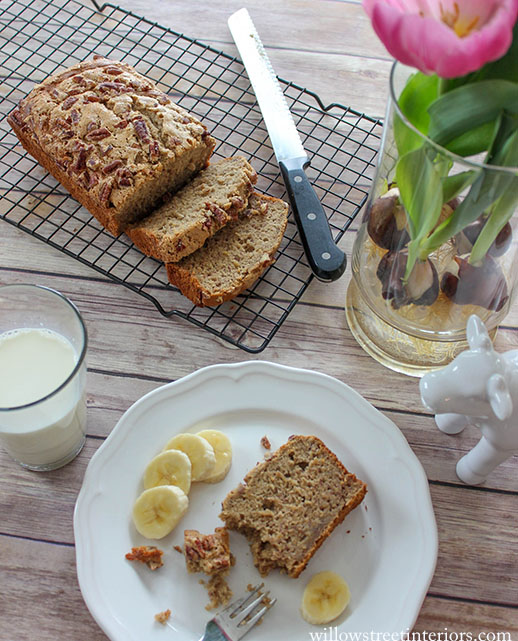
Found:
[346,62,518,377]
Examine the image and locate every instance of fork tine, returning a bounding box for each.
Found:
[219,595,247,615]
[239,597,277,629]
[223,583,264,617]
[234,590,271,623]
[210,584,275,641]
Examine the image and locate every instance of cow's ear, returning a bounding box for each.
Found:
[467,315,492,351]
[487,373,513,421]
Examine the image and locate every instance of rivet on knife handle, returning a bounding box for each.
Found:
[280,157,346,282]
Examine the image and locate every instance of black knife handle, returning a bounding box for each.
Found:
[279,157,346,282]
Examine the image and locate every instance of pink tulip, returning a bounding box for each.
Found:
[363,0,518,78]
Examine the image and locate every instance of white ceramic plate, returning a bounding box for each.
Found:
[74,361,437,641]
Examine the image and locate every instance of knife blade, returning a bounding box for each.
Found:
[228,8,346,282]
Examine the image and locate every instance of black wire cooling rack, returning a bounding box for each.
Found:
[0,0,383,352]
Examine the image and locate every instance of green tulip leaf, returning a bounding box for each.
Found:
[422,123,518,255]
[427,80,518,148]
[488,111,518,164]
[397,72,439,133]
[442,170,477,203]
[394,72,439,157]
[446,121,498,157]
[395,146,444,279]
[470,181,518,264]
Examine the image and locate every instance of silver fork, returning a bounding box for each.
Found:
[200,583,276,641]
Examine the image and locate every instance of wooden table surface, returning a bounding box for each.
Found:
[1,1,517,639]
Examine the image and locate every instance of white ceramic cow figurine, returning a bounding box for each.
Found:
[419,314,518,485]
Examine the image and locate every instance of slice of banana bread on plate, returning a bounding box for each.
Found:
[166,192,288,306]
[220,435,367,578]
[8,55,216,236]
[126,156,257,262]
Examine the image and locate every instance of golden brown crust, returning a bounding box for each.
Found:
[166,255,275,307]
[166,192,288,307]
[8,56,215,236]
[8,119,117,235]
[127,197,243,262]
[220,435,367,579]
[126,157,257,262]
[289,477,366,578]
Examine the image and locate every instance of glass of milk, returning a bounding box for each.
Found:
[0,284,87,471]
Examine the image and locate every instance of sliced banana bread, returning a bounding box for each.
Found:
[220,435,367,578]
[166,192,288,306]
[8,55,216,236]
[126,156,257,262]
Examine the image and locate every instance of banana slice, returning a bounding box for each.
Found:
[132,485,188,539]
[300,571,351,625]
[196,429,232,483]
[143,449,192,494]
[163,433,216,482]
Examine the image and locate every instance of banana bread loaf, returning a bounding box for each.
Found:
[166,192,288,306]
[7,55,216,236]
[220,435,367,578]
[126,156,257,262]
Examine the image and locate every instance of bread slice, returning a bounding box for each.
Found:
[126,156,257,262]
[8,56,216,236]
[166,192,288,306]
[220,435,367,578]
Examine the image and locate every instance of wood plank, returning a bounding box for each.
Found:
[0,266,439,411]
[390,411,518,493]
[4,203,518,333]
[1,535,517,641]
[3,0,391,116]
[2,431,517,607]
[0,535,109,641]
[105,0,389,62]
[415,596,518,635]
[1,362,517,548]
[429,484,518,607]
[2,0,518,634]
[2,258,518,422]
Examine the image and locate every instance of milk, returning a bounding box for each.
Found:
[0,328,86,468]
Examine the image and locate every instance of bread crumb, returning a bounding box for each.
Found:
[125,545,163,570]
[184,528,232,575]
[183,528,234,610]
[154,609,171,624]
[173,545,183,554]
[260,435,271,450]
[204,574,233,610]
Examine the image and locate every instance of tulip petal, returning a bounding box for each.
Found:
[363,0,518,77]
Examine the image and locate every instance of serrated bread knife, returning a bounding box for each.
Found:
[228,8,346,282]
